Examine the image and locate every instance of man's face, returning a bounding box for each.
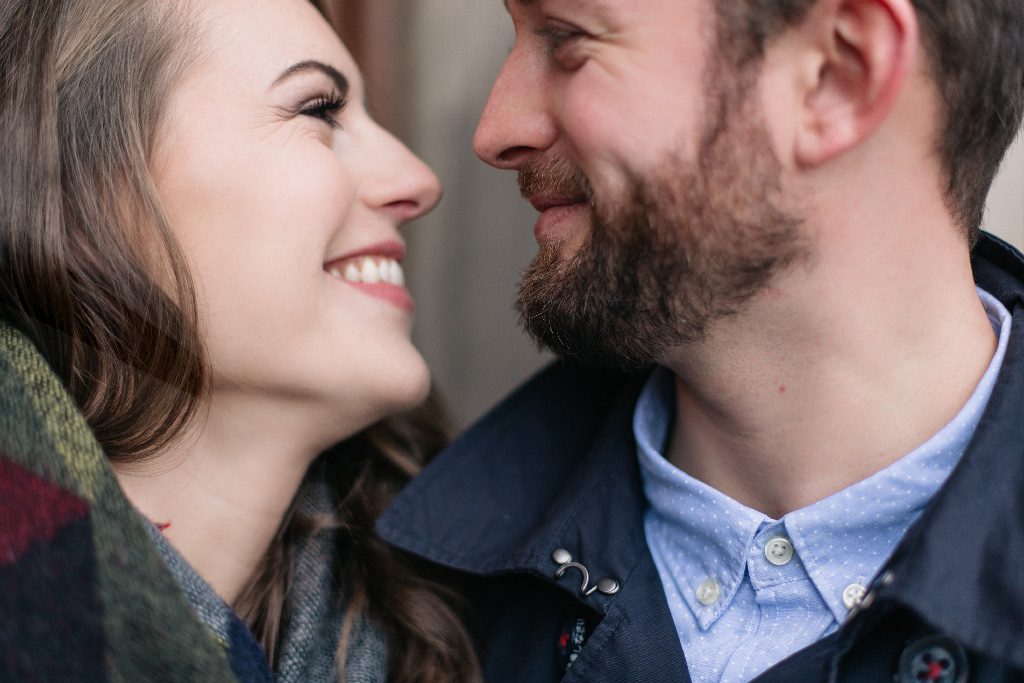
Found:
[475,0,808,369]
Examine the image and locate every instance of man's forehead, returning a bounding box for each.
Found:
[502,0,619,19]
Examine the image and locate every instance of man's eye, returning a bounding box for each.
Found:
[535,24,588,68]
[537,25,583,50]
[299,93,349,128]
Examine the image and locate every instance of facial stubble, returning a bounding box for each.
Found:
[515,67,808,370]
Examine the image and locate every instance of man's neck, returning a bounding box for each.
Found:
[662,231,997,519]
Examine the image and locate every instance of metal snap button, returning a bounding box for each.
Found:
[696,578,721,606]
[897,635,968,683]
[552,549,620,598]
[764,536,794,566]
[553,548,572,565]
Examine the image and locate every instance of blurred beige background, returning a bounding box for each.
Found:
[328,1,1024,429]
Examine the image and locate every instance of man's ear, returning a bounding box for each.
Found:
[792,0,917,168]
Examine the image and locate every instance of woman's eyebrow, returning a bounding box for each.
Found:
[271,60,350,96]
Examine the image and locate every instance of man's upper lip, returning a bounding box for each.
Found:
[528,195,587,213]
[324,240,405,269]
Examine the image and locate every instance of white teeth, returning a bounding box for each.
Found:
[360,259,381,284]
[328,256,406,286]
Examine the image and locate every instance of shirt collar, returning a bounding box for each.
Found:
[790,286,1011,621]
[635,367,767,629]
[636,287,1012,626]
[872,236,1024,671]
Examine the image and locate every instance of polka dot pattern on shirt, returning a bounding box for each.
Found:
[636,287,1012,682]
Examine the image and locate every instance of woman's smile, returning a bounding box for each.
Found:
[324,241,413,312]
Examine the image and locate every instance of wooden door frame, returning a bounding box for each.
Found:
[319,0,401,132]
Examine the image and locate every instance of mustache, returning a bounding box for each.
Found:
[518,156,592,201]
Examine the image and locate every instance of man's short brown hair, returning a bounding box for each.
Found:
[714,0,1024,245]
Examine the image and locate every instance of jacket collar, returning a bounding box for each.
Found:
[379,363,652,614]
[379,232,1024,670]
[873,233,1024,670]
[378,362,692,680]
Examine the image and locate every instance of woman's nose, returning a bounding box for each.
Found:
[360,125,443,224]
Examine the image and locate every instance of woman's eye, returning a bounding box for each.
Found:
[299,93,348,128]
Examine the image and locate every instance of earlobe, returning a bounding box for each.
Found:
[793,0,917,169]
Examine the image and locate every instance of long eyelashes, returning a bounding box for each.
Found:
[299,91,349,128]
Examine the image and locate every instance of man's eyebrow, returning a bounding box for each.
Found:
[271,60,350,96]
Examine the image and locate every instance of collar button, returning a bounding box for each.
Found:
[842,583,867,610]
[764,536,794,566]
[696,578,721,606]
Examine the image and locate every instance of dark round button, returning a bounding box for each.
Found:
[897,635,968,683]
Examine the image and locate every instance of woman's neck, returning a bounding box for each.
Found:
[114,390,341,604]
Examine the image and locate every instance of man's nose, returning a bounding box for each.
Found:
[473,50,557,170]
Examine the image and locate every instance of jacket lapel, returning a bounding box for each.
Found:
[379,362,689,680]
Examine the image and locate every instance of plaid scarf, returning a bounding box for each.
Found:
[0,323,387,681]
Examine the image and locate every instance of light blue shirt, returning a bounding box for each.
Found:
[635,287,1011,683]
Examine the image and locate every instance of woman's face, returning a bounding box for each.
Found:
[153,0,441,439]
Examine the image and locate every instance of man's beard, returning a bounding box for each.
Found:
[515,65,808,371]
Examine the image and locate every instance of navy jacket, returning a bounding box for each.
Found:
[379,233,1024,682]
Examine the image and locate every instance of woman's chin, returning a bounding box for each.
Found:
[383,355,432,414]
[336,354,432,430]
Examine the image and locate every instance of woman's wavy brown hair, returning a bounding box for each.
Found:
[0,1,479,680]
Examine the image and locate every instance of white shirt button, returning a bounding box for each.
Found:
[842,583,867,609]
[764,536,794,566]
[696,578,721,606]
